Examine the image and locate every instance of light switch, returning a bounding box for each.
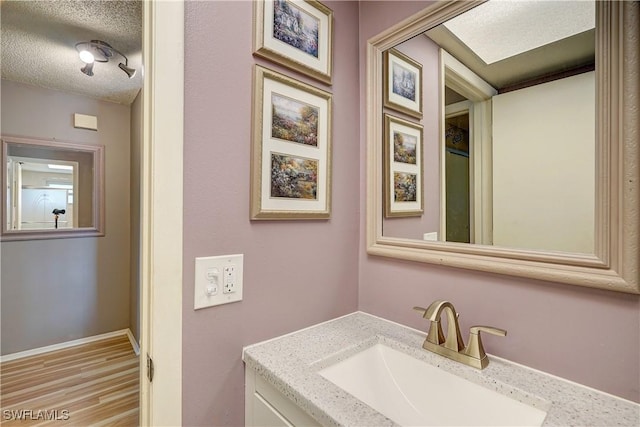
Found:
[194,254,243,310]
[206,267,219,296]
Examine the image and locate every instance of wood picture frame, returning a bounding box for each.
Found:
[384,114,424,217]
[384,48,423,119]
[251,65,332,220]
[254,0,333,85]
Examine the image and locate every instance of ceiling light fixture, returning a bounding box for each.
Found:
[81,62,94,77]
[75,40,136,79]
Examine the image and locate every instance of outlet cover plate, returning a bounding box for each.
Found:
[194,254,243,310]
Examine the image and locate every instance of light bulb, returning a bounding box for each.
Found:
[79,50,94,64]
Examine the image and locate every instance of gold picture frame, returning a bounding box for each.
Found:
[251,65,332,220]
[384,114,424,217]
[254,0,334,85]
[384,48,423,119]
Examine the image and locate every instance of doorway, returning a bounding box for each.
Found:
[0,1,183,424]
[440,50,495,245]
[444,108,471,243]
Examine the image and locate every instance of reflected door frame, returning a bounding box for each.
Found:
[439,49,495,245]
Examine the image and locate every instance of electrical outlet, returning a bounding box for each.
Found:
[223,265,237,294]
[423,232,438,241]
[194,254,243,309]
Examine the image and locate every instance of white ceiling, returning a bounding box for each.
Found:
[444,1,595,65]
[425,1,595,90]
[1,0,142,105]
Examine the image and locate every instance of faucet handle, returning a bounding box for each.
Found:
[464,325,507,368]
[413,306,428,316]
[470,326,507,337]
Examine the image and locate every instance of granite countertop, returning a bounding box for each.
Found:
[242,312,640,427]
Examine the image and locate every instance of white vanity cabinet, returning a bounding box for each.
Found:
[245,368,320,427]
[243,312,640,427]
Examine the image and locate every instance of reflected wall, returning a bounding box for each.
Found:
[359,0,639,403]
[382,35,440,240]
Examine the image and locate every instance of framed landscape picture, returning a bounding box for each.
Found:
[384,49,423,119]
[254,0,333,85]
[251,65,332,219]
[384,114,424,217]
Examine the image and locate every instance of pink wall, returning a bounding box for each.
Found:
[382,35,440,240]
[182,1,360,425]
[358,0,640,403]
[181,1,638,424]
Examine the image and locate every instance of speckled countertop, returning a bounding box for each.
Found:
[242,312,640,427]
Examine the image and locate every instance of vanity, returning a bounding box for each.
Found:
[242,1,640,424]
[244,312,639,426]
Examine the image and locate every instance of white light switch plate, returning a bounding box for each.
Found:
[194,254,243,310]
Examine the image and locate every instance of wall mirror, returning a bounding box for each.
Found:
[366,1,639,294]
[2,135,105,241]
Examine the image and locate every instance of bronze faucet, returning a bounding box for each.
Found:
[414,300,506,369]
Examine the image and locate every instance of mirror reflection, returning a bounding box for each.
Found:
[382,0,596,255]
[7,158,77,230]
[2,136,104,240]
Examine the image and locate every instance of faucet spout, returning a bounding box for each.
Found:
[416,300,464,352]
[413,300,506,370]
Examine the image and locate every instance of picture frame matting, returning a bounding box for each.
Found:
[384,48,423,119]
[254,0,334,85]
[384,113,424,217]
[251,65,333,220]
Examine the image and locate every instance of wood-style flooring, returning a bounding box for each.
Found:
[0,334,139,426]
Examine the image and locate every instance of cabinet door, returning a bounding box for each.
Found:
[245,368,320,427]
[253,393,293,427]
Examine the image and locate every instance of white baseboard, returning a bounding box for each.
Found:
[1,328,139,362]
[126,329,141,355]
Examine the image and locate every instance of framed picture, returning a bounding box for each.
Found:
[254,0,333,85]
[251,65,332,220]
[384,49,423,119]
[384,114,424,217]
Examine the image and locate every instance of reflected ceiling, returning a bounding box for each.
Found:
[444,1,594,64]
[426,0,596,90]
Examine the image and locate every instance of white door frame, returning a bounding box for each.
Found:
[140,1,184,425]
[440,50,496,245]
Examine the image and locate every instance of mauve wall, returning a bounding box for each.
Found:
[358,0,640,403]
[182,1,360,425]
[1,80,132,354]
[382,35,440,240]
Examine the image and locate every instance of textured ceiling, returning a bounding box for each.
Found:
[1,0,142,105]
[425,2,595,90]
[443,1,594,65]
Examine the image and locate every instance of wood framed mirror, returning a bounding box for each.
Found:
[2,135,105,241]
[365,1,639,294]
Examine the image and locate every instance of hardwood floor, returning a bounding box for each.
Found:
[1,335,139,426]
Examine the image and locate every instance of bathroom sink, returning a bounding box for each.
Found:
[318,343,548,426]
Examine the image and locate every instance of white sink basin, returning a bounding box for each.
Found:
[319,343,548,426]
